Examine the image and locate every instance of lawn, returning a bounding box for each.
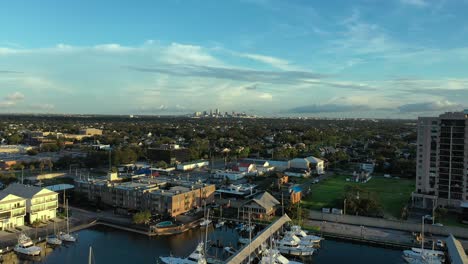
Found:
[302,175,415,219]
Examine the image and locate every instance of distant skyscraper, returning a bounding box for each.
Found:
[412,110,468,210]
[215,108,219,115]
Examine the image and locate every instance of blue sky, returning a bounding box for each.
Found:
[1,0,467,118]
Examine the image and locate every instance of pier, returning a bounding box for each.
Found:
[225,214,291,264]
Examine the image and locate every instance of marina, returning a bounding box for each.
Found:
[0,223,408,264]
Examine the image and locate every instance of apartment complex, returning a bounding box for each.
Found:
[412,110,468,209]
[74,176,215,217]
[3,183,59,223]
[0,193,26,231]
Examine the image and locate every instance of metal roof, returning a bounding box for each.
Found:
[4,183,56,198]
[446,234,468,264]
[45,184,75,192]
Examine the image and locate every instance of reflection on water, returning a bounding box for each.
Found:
[3,225,405,264]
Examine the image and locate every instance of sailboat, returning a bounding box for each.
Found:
[215,207,225,228]
[88,246,95,264]
[58,199,77,242]
[402,217,444,264]
[47,221,62,246]
[200,206,212,227]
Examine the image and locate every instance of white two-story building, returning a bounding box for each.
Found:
[3,183,58,223]
[0,193,26,231]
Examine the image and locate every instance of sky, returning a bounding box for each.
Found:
[0,0,467,118]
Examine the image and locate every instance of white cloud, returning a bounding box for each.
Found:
[236,53,293,70]
[5,92,25,101]
[163,43,223,66]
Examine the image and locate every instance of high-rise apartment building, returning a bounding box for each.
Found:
[412,110,468,210]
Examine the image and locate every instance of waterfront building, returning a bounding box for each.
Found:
[239,191,280,220]
[74,176,215,217]
[412,110,468,210]
[2,183,58,223]
[0,193,26,230]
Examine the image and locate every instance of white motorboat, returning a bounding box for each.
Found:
[238,237,250,244]
[46,235,62,246]
[59,199,77,242]
[160,242,207,264]
[224,246,236,255]
[14,233,42,256]
[261,248,303,264]
[215,220,225,228]
[289,225,323,244]
[277,234,315,256]
[199,218,212,227]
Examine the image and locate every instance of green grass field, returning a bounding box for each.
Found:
[302,175,415,219]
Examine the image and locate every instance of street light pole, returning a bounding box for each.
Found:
[344,198,347,215]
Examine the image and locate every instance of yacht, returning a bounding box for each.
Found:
[215,220,225,228]
[277,234,315,256]
[289,225,323,244]
[59,199,77,242]
[160,242,207,264]
[261,248,303,264]
[199,218,212,227]
[14,233,42,256]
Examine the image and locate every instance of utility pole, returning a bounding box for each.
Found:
[343,198,347,215]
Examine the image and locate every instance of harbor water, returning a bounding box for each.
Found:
[6,225,405,264]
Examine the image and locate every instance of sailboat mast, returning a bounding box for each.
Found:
[66,199,70,234]
[204,209,210,254]
[88,246,93,264]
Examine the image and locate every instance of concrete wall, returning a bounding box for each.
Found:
[309,210,468,239]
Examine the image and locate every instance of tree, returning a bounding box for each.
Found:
[7,134,22,144]
[133,210,151,225]
[39,162,45,174]
[29,164,36,175]
[155,161,168,169]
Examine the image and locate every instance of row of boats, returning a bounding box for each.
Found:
[13,230,77,256]
[13,199,76,256]
[159,224,323,264]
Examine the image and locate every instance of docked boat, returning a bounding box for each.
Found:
[46,235,62,246]
[200,218,212,227]
[59,199,77,242]
[403,250,443,264]
[261,248,303,264]
[277,234,315,256]
[238,237,250,244]
[224,246,236,255]
[289,225,323,244]
[160,242,207,264]
[14,233,42,256]
[215,184,257,197]
[215,220,225,228]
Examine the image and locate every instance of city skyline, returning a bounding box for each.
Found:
[1,0,467,118]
